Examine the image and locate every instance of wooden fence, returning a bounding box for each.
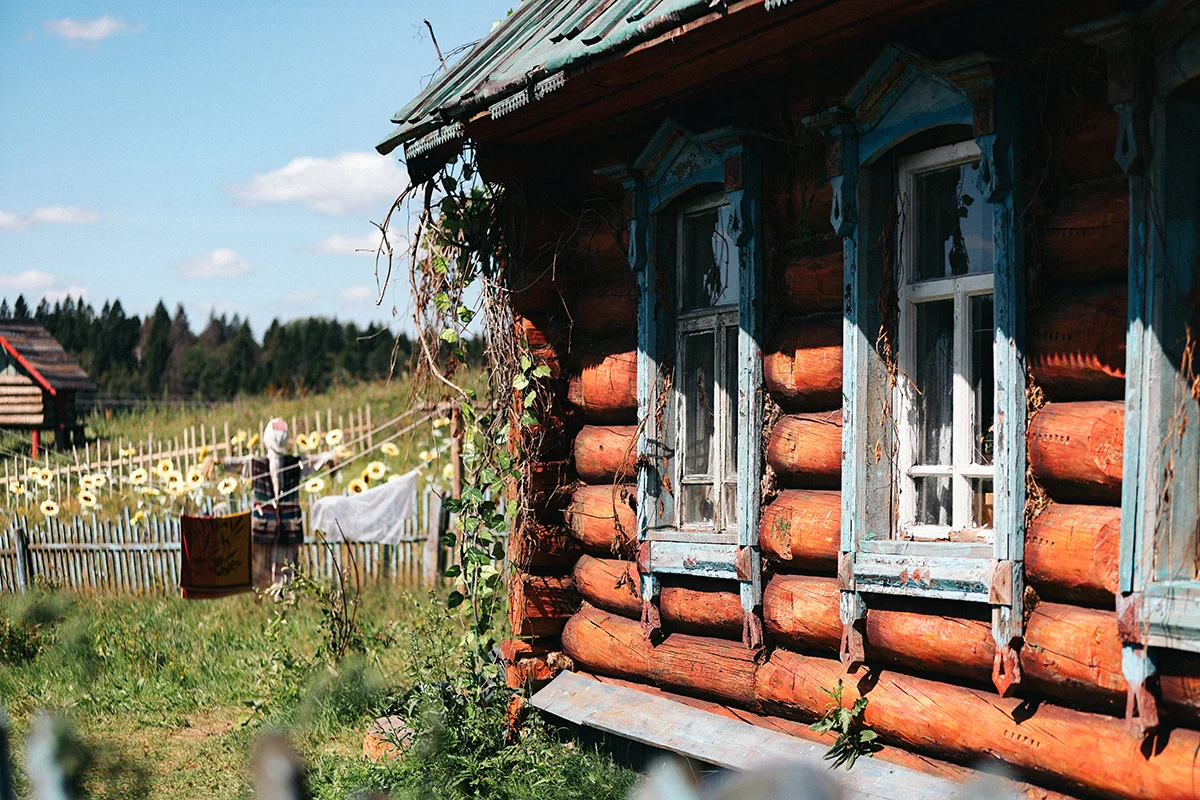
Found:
[0,488,448,595]
[0,400,399,510]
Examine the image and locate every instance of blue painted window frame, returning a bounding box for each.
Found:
[809,46,1027,694]
[600,121,765,648]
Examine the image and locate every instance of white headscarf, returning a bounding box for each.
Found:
[263,418,290,504]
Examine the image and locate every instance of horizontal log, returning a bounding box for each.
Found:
[758,489,840,572]
[0,375,38,386]
[510,519,582,571]
[763,315,842,411]
[0,403,47,414]
[766,411,841,489]
[1042,179,1128,286]
[573,276,637,339]
[567,342,637,423]
[0,388,41,398]
[516,314,564,379]
[510,262,582,316]
[778,247,842,317]
[564,483,637,553]
[573,425,638,484]
[758,649,1200,800]
[1026,504,1119,605]
[761,575,1200,716]
[562,603,758,706]
[0,415,45,425]
[1057,101,1121,186]
[1028,282,1126,401]
[1028,401,1123,505]
[573,555,742,638]
[508,572,579,638]
[565,605,1200,798]
[526,460,575,515]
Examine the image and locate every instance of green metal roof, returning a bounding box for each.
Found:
[378,0,791,157]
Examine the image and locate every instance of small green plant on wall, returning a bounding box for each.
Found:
[810,679,881,769]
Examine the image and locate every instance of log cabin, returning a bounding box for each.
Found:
[0,321,95,457]
[379,1,1200,796]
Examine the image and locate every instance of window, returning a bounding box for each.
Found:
[811,46,1026,691]
[895,142,996,542]
[673,196,740,536]
[602,121,764,648]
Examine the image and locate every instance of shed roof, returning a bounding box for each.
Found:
[0,321,97,395]
[378,0,791,156]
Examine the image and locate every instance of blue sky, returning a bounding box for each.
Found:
[0,1,512,335]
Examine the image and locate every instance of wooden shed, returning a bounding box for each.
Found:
[380,1,1200,797]
[0,321,96,456]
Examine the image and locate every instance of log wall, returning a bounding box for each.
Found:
[497,56,1200,798]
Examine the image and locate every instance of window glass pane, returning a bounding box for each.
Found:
[914,476,952,527]
[912,161,993,281]
[912,299,954,466]
[681,483,715,527]
[724,325,738,478]
[682,204,738,309]
[682,330,715,476]
[971,294,995,466]
[723,482,738,530]
[971,478,994,529]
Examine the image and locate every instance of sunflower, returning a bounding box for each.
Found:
[419,450,435,462]
[381,442,400,457]
[217,477,238,496]
[130,510,146,524]
[325,429,344,447]
[78,490,97,509]
[348,478,368,495]
[7,481,24,496]
[248,433,260,448]
[165,470,184,485]
[39,500,59,517]
[295,433,310,450]
[186,467,205,487]
[119,447,137,457]
[304,477,325,494]
[359,468,373,484]
[166,481,186,497]
[79,474,95,490]
[433,417,451,429]
[129,467,149,485]
[232,429,248,445]
[88,473,107,488]
[198,445,210,460]
[441,463,454,481]
[25,467,41,481]
[386,473,404,484]
[139,486,161,496]
[155,459,174,477]
[36,471,52,487]
[367,461,387,480]
[335,446,354,460]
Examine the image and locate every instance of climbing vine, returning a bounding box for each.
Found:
[372,143,557,679]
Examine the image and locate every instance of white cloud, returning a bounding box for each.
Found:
[43,16,143,42]
[229,152,406,216]
[0,270,56,292]
[338,285,374,305]
[179,248,251,279]
[0,206,99,232]
[309,233,384,257]
[0,271,87,304]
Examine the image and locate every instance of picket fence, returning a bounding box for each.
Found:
[0,487,448,595]
[0,400,401,510]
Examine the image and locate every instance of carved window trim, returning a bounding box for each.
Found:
[598,122,765,649]
[1083,3,1200,737]
[807,46,1027,695]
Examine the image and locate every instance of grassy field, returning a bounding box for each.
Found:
[0,583,635,799]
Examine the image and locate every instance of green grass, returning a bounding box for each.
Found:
[0,583,636,800]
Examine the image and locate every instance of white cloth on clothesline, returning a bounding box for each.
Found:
[310,469,420,545]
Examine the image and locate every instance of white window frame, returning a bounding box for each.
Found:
[895,141,996,544]
[671,193,739,541]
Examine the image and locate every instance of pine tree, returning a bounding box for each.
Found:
[12,296,29,319]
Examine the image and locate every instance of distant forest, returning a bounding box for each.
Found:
[0,295,480,400]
